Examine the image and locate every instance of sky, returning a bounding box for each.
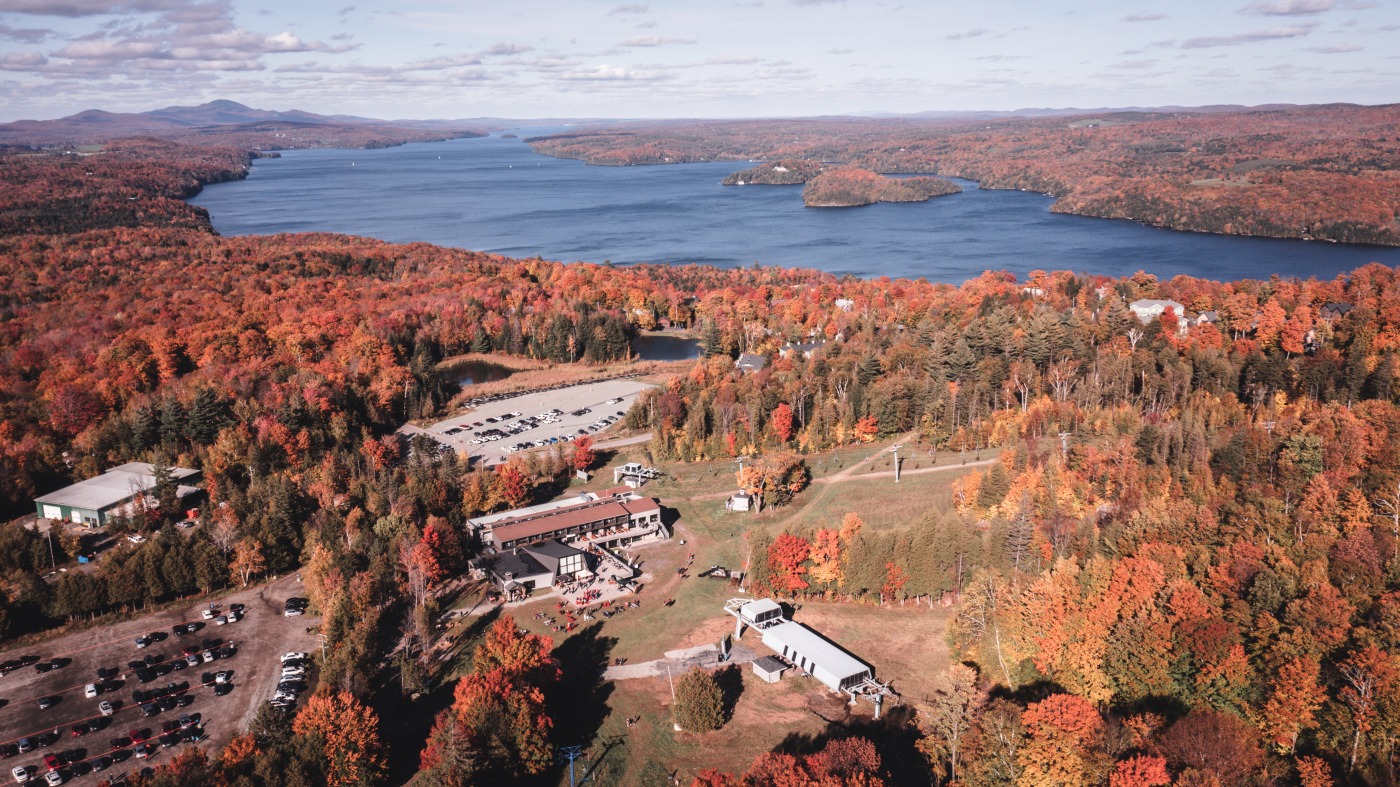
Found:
[0,0,1396,122]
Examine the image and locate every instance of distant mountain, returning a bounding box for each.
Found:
[138,99,379,127]
[0,100,484,148]
[854,103,1303,120]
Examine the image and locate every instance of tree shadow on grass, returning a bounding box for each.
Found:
[524,621,619,786]
[714,664,744,723]
[769,704,932,787]
[376,605,502,787]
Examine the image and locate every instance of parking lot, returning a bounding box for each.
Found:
[421,378,654,465]
[0,574,317,784]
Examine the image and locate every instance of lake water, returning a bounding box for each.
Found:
[632,334,702,362]
[441,359,515,387]
[190,131,1400,282]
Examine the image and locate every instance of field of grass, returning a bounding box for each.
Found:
[434,431,973,785]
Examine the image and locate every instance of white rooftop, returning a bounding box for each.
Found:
[762,620,872,682]
[35,462,200,511]
[740,598,783,622]
[468,492,597,528]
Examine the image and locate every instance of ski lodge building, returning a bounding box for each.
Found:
[469,487,665,552]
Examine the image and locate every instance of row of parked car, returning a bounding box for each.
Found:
[269,652,309,713]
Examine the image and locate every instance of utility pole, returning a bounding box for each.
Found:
[667,663,681,731]
[560,745,585,787]
[892,445,900,483]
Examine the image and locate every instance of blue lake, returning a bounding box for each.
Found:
[190,131,1400,282]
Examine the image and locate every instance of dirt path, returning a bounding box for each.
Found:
[680,436,996,503]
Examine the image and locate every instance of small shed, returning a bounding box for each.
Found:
[726,491,752,512]
[752,655,788,684]
[739,598,785,629]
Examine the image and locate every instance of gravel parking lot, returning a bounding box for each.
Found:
[0,574,317,784]
[421,378,654,465]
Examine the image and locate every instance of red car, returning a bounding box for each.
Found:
[43,753,60,771]
[128,729,148,745]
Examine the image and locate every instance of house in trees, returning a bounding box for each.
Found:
[1128,299,1187,325]
[34,462,201,528]
[735,353,768,373]
[726,491,753,512]
[1320,302,1354,322]
[778,341,826,360]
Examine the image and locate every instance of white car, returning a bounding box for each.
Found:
[84,683,99,698]
[214,615,227,626]
[43,773,60,787]
[126,534,146,544]
[98,700,114,716]
[281,652,308,663]
[281,668,305,679]
[201,609,216,620]
[12,766,29,784]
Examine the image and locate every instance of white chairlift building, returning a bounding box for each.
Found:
[725,598,893,716]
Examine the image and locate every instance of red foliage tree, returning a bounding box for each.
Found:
[771,402,794,443]
[572,435,596,473]
[767,533,811,595]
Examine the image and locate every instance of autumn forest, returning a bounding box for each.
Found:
[1,103,1400,787]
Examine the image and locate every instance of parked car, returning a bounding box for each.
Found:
[10,765,28,784]
[43,771,61,787]
[36,696,55,710]
[98,701,114,717]
[281,652,308,663]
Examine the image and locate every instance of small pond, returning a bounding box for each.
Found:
[633,334,702,362]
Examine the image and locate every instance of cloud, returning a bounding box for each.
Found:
[1123,13,1168,21]
[617,36,696,47]
[826,47,852,55]
[946,28,991,40]
[556,64,664,81]
[706,55,763,65]
[974,54,1028,62]
[480,42,531,56]
[0,22,54,42]
[1111,59,1161,68]
[0,51,49,69]
[336,5,354,16]
[1240,0,1336,15]
[608,3,648,14]
[1307,42,1362,51]
[1180,23,1315,47]
[0,0,188,17]
[792,0,842,4]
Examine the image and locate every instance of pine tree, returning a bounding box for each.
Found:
[186,387,228,445]
[674,667,725,732]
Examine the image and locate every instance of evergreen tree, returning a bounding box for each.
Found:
[674,667,725,732]
[186,387,228,445]
[157,396,187,447]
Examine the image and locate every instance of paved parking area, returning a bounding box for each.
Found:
[0,574,317,784]
[420,378,654,465]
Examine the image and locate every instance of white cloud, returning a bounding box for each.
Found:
[1240,0,1337,15]
[618,36,696,47]
[1180,23,1316,47]
[1307,43,1362,51]
[1123,13,1168,22]
[0,51,49,68]
[607,4,648,14]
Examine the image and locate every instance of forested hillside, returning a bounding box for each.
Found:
[529,104,1400,245]
[2,127,1400,786]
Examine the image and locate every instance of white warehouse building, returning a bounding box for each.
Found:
[761,620,873,693]
[727,598,874,694]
